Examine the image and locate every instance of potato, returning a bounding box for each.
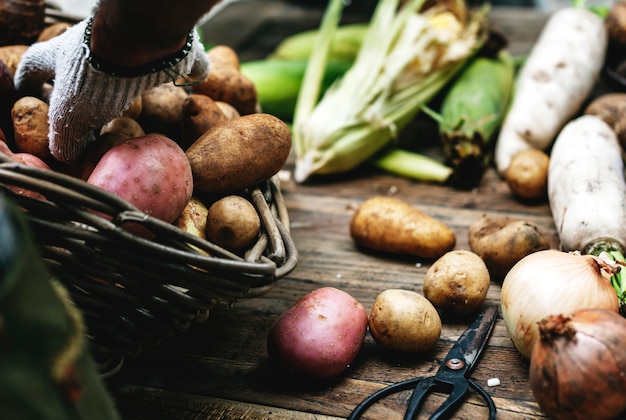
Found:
[122,96,143,120]
[87,134,193,235]
[192,49,257,116]
[208,45,240,70]
[186,113,292,195]
[0,139,50,199]
[423,250,490,315]
[0,45,28,76]
[37,22,72,42]
[350,196,456,260]
[205,195,260,251]
[139,82,188,139]
[468,215,550,280]
[11,96,51,162]
[267,287,368,379]
[584,93,626,149]
[181,94,228,148]
[506,149,549,200]
[368,289,441,353]
[100,116,145,139]
[215,101,240,120]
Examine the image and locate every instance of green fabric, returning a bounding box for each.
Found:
[0,196,120,419]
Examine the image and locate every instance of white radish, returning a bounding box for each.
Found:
[548,115,626,254]
[495,7,607,176]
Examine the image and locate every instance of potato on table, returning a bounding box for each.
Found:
[423,250,490,315]
[468,215,550,279]
[349,196,456,260]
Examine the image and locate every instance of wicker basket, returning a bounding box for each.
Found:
[0,154,298,376]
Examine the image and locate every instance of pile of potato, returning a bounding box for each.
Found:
[0,37,292,254]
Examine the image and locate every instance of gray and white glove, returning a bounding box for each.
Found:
[14,17,209,163]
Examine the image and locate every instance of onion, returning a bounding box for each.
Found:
[529,308,626,420]
[501,249,619,359]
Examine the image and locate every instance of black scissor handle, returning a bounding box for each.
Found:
[347,376,497,420]
[347,377,424,420]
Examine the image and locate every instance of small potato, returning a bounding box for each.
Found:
[369,289,441,353]
[122,96,143,120]
[37,22,72,42]
[192,51,257,115]
[208,45,240,70]
[181,94,228,148]
[350,196,456,260]
[423,250,490,315]
[506,149,549,201]
[0,45,28,75]
[584,93,626,149]
[100,116,145,139]
[205,195,261,251]
[215,101,240,120]
[174,196,210,240]
[186,113,292,194]
[468,215,550,279]
[267,287,368,378]
[139,82,188,139]
[11,96,51,161]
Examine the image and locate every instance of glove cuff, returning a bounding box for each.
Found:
[83,16,197,79]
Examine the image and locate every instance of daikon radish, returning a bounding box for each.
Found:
[494,7,607,175]
[548,114,626,311]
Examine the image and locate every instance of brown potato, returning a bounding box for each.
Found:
[0,45,28,76]
[205,195,261,252]
[369,289,441,353]
[174,196,211,256]
[423,250,490,315]
[584,93,626,149]
[350,196,456,260]
[192,51,257,116]
[181,94,228,148]
[122,96,143,120]
[11,96,51,161]
[139,82,188,139]
[100,116,145,139]
[208,45,240,70]
[186,113,292,195]
[37,22,72,42]
[506,149,549,201]
[215,101,240,120]
[468,215,550,280]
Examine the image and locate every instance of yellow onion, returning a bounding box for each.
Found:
[501,250,619,359]
[530,308,626,420]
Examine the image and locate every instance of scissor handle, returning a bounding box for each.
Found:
[347,376,425,420]
[347,377,497,420]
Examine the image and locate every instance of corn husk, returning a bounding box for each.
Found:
[292,0,489,183]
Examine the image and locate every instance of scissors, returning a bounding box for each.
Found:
[348,305,499,420]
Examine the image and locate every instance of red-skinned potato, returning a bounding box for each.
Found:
[0,139,50,199]
[87,134,193,235]
[267,287,368,379]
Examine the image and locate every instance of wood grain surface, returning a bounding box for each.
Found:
[106,5,556,419]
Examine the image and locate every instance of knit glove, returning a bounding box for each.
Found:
[14,17,210,163]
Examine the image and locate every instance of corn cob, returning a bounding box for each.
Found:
[292,0,489,183]
[434,48,515,188]
[270,23,368,62]
[240,59,352,122]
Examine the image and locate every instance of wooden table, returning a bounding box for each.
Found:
[106,5,556,419]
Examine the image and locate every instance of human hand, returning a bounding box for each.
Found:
[14,17,209,163]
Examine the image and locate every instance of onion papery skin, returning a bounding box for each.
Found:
[501,250,618,359]
[529,309,626,420]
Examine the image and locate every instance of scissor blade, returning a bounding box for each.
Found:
[448,305,498,372]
